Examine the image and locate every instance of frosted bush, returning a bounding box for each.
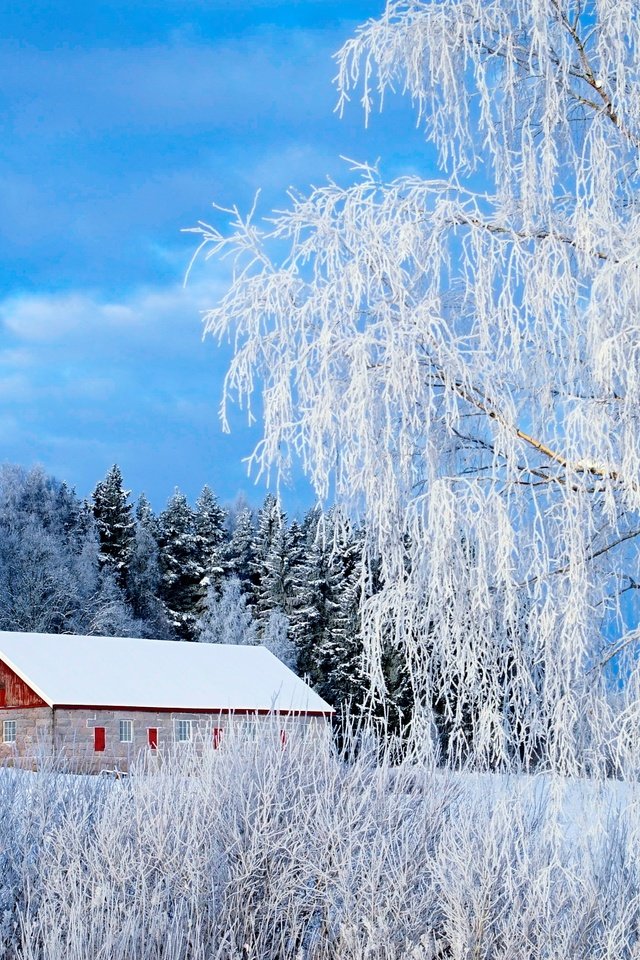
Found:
[1,732,640,959]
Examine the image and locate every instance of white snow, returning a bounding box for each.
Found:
[0,630,333,714]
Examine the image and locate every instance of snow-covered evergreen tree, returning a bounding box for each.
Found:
[91,464,135,589]
[197,576,257,645]
[157,489,203,640]
[195,485,228,593]
[135,492,158,536]
[251,495,280,573]
[290,508,341,681]
[312,519,369,711]
[262,522,296,618]
[253,496,299,632]
[125,494,172,638]
[251,494,292,625]
[225,505,256,592]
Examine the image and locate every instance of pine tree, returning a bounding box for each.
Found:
[157,489,203,640]
[225,506,256,592]
[91,465,135,589]
[195,485,228,594]
[126,493,172,638]
[252,494,296,630]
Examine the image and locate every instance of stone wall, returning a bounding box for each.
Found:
[53,709,328,773]
[0,707,329,772]
[0,706,53,766]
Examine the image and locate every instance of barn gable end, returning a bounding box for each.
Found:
[0,657,47,709]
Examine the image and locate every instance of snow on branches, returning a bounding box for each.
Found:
[192,1,640,771]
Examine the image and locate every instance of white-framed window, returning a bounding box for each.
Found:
[175,719,192,743]
[119,719,133,743]
[3,719,16,744]
[242,717,258,741]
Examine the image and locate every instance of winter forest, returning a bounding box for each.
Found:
[0,463,410,732]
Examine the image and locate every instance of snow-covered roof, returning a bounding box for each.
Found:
[0,631,333,714]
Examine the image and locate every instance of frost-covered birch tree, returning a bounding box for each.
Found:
[192,1,640,770]
[197,576,257,645]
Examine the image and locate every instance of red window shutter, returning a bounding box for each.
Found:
[212,727,222,749]
[148,727,158,750]
[280,729,287,748]
[94,727,106,752]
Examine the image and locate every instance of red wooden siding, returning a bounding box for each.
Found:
[94,727,106,752]
[0,658,46,708]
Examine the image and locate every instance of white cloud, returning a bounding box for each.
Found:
[0,277,233,422]
[0,281,219,344]
[0,347,36,368]
[0,374,33,402]
[1,293,99,342]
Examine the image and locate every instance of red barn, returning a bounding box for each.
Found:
[0,631,333,771]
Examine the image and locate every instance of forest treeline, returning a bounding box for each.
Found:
[0,464,411,724]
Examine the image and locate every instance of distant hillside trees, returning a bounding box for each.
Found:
[0,465,141,638]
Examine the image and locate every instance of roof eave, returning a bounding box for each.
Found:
[51,703,334,716]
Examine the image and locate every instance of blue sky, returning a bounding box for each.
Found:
[0,0,428,513]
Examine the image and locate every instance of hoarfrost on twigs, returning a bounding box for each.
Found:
[192,0,640,772]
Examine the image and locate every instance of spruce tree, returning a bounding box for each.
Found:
[225,506,256,592]
[135,492,158,536]
[288,510,372,715]
[91,465,135,589]
[291,507,341,683]
[126,493,172,638]
[157,489,203,640]
[311,519,368,711]
[251,494,296,630]
[195,485,228,594]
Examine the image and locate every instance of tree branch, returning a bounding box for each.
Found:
[552,0,640,149]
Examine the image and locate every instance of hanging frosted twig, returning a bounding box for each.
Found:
[192,0,640,772]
